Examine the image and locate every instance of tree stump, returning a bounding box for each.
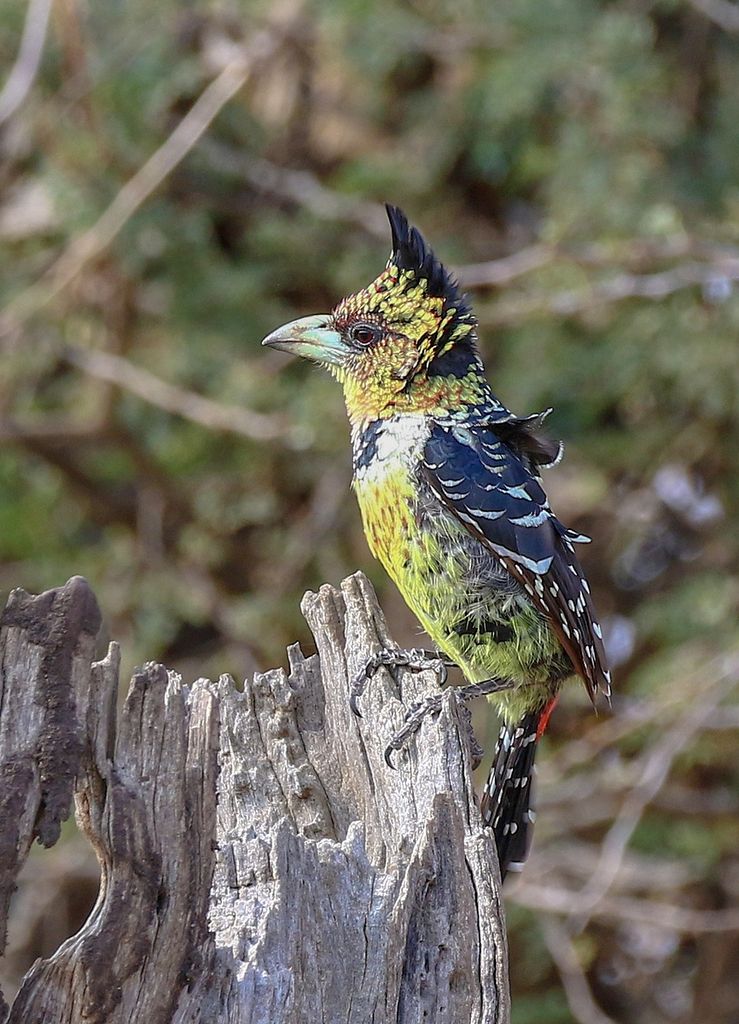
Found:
[0,572,510,1023]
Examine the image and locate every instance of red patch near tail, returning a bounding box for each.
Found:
[536,697,558,740]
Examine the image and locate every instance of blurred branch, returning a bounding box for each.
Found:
[515,885,739,935]
[0,27,281,337]
[542,656,738,786]
[0,0,53,127]
[541,917,617,1024]
[522,840,697,894]
[62,345,286,441]
[458,235,739,285]
[702,705,739,728]
[600,896,739,935]
[687,0,739,33]
[479,258,739,325]
[0,415,106,443]
[569,663,737,926]
[456,244,555,287]
[506,656,739,940]
[201,139,388,237]
[549,689,706,776]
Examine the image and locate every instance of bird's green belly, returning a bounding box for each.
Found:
[354,469,565,717]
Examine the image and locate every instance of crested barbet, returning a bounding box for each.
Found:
[263,205,611,877]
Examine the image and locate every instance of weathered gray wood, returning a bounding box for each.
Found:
[0,576,102,1021]
[0,572,510,1024]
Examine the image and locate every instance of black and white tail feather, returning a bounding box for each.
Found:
[480,711,543,878]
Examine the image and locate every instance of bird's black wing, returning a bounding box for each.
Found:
[422,421,610,701]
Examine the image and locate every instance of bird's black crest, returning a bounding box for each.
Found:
[385,204,471,318]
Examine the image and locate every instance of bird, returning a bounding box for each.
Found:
[262,204,610,877]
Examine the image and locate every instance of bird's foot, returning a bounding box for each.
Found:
[384,676,514,768]
[349,647,454,717]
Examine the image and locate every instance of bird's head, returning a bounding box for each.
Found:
[262,205,489,428]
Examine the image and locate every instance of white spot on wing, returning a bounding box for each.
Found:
[510,509,550,527]
[467,506,506,520]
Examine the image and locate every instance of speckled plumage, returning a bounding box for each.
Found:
[352,415,569,718]
[263,205,610,875]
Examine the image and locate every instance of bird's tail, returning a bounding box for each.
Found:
[480,699,556,878]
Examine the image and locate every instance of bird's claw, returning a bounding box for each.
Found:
[383,692,446,768]
[349,646,451,718]
[383,678,510,768]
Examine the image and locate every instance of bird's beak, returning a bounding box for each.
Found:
[261,315,346,367]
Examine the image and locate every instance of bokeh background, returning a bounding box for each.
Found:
[1,0,738,1020]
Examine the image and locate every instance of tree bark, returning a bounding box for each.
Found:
[0,571,510,1024]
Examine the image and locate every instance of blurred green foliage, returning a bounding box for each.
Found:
[1,0,738,1020]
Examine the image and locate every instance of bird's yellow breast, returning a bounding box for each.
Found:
[351,414,429,579]
[354,462,464,655]
[354,468,418,581]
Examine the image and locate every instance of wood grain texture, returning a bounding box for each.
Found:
[0,572,510,1024]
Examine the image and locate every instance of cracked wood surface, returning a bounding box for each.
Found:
[0,572,510,1023]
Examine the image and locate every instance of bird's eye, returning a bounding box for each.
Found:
[350,324,379,347]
